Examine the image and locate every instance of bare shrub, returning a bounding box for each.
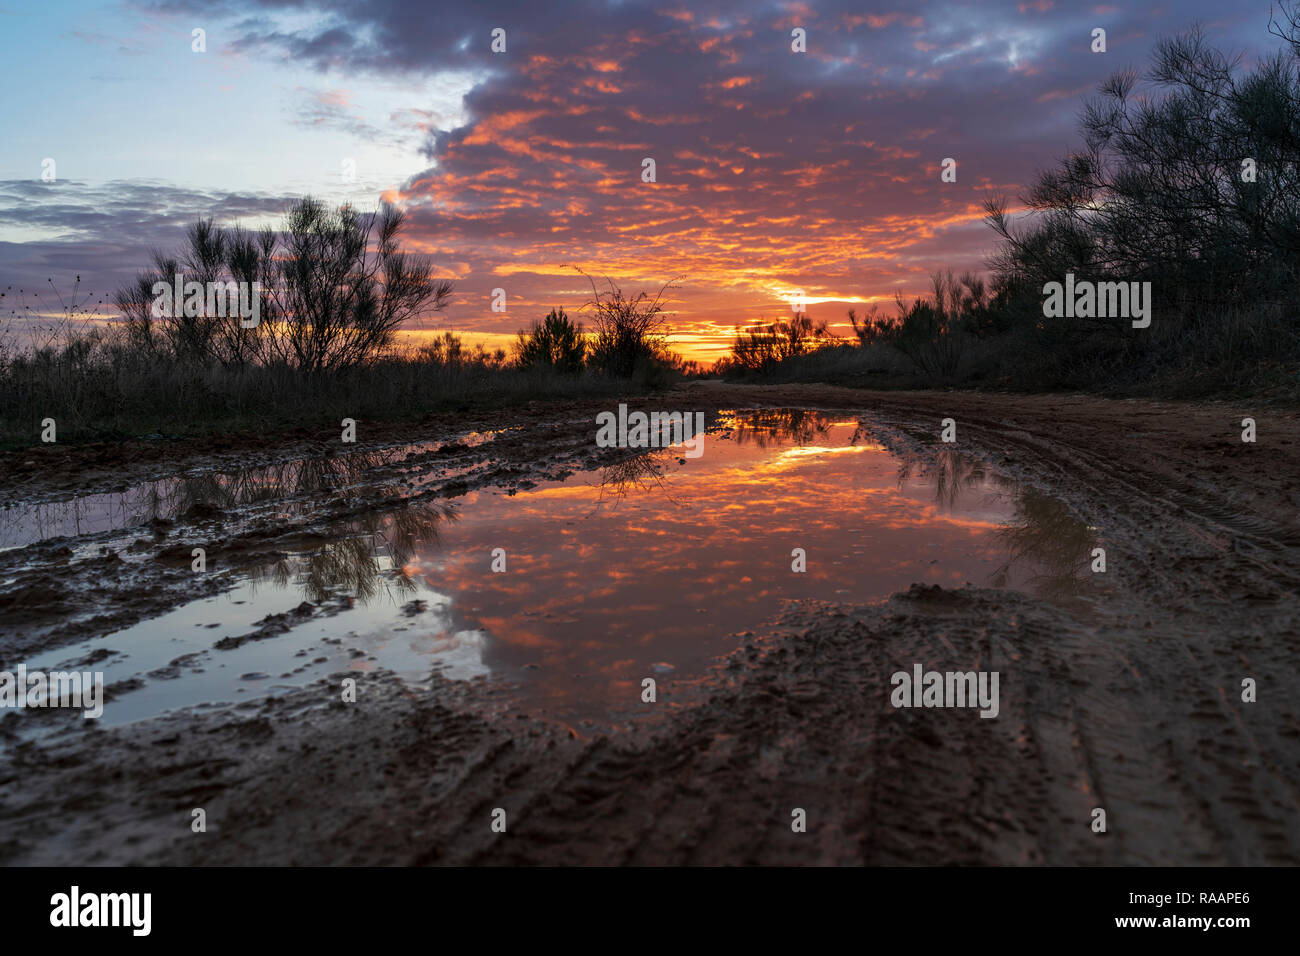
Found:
[727,313,831,375]
[115,198,453,372]
[576,270,677,379]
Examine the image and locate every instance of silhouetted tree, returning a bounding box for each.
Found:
[117,198,453,371]
[513,308,586,373]
[986,20,1300,313]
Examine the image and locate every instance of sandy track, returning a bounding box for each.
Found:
[1,385,1297,865]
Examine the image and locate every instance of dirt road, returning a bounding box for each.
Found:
[1,385,1297,865]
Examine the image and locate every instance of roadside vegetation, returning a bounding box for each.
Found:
[719,11,1300,399]
[0,205,687,446]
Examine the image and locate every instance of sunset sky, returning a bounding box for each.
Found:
[0,0,1287,362]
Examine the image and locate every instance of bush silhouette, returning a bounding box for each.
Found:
[115,197,453,371]
[513,308,586,374]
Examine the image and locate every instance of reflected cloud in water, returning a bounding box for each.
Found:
[23,409,1103,727]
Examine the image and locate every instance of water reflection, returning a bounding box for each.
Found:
[991,488,1099,596]
[894,446,1097,596]
[591,451,676,511]
[730,407,836,448]
[0,441,451,550]
[246,501,457,604]
[19,408,1104,728]
[896,448,992,511]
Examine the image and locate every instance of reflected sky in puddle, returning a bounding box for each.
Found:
[18,409,1101,731]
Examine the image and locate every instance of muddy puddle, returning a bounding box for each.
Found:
[7,409,1103,734]
[0,429,503,553]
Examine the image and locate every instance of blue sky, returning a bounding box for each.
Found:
[0,0,481,227]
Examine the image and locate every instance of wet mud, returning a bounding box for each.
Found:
[1,385,1297,865]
